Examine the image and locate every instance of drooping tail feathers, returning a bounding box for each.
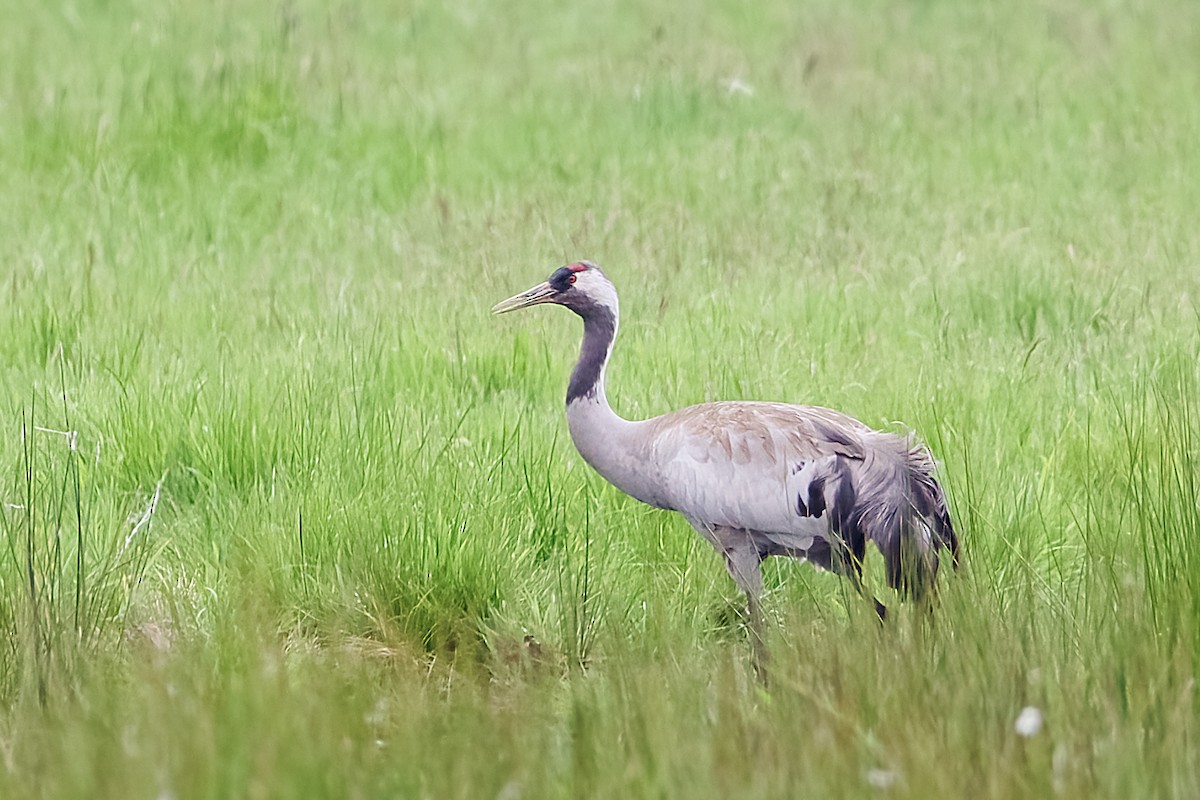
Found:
[841,436,959,599]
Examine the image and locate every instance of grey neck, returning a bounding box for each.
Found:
[563,305,664,507]
[566,307,616,405]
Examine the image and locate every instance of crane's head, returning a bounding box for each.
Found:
[492,260,617,319]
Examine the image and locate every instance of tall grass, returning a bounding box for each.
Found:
[1,369,160,706]
[1,0,1198,796]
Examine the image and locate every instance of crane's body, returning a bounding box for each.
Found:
[494,261,958,674]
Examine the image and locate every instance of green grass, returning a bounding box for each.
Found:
[2,0,1199,796]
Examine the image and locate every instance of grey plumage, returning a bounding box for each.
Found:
[494,261,958,675]
[643,401,957,600]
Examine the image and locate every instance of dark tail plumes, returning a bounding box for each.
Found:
[850,437,959,601]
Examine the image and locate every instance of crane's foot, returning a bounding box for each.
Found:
[873,598,888,622]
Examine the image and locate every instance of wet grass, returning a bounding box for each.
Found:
[1,0,1199,796]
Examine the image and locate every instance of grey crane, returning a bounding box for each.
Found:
[493,260,958,675]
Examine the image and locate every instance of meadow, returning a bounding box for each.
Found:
[1,0,1198,796]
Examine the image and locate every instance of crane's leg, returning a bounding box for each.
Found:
[819,538,888,622]
[746,589,769,685]
[686,519,770,682]
[718,533,769,684]
[848,566,889,622]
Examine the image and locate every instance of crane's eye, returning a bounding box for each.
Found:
[568,274,577,285]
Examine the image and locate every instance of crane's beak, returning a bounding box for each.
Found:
[491,281,558,314]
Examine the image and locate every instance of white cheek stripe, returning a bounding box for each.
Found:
[574,270,619,313]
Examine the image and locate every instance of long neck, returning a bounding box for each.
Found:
[564,307,666,508]
[567,306,617,406]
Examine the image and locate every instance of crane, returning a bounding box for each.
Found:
[493,261,959,676]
